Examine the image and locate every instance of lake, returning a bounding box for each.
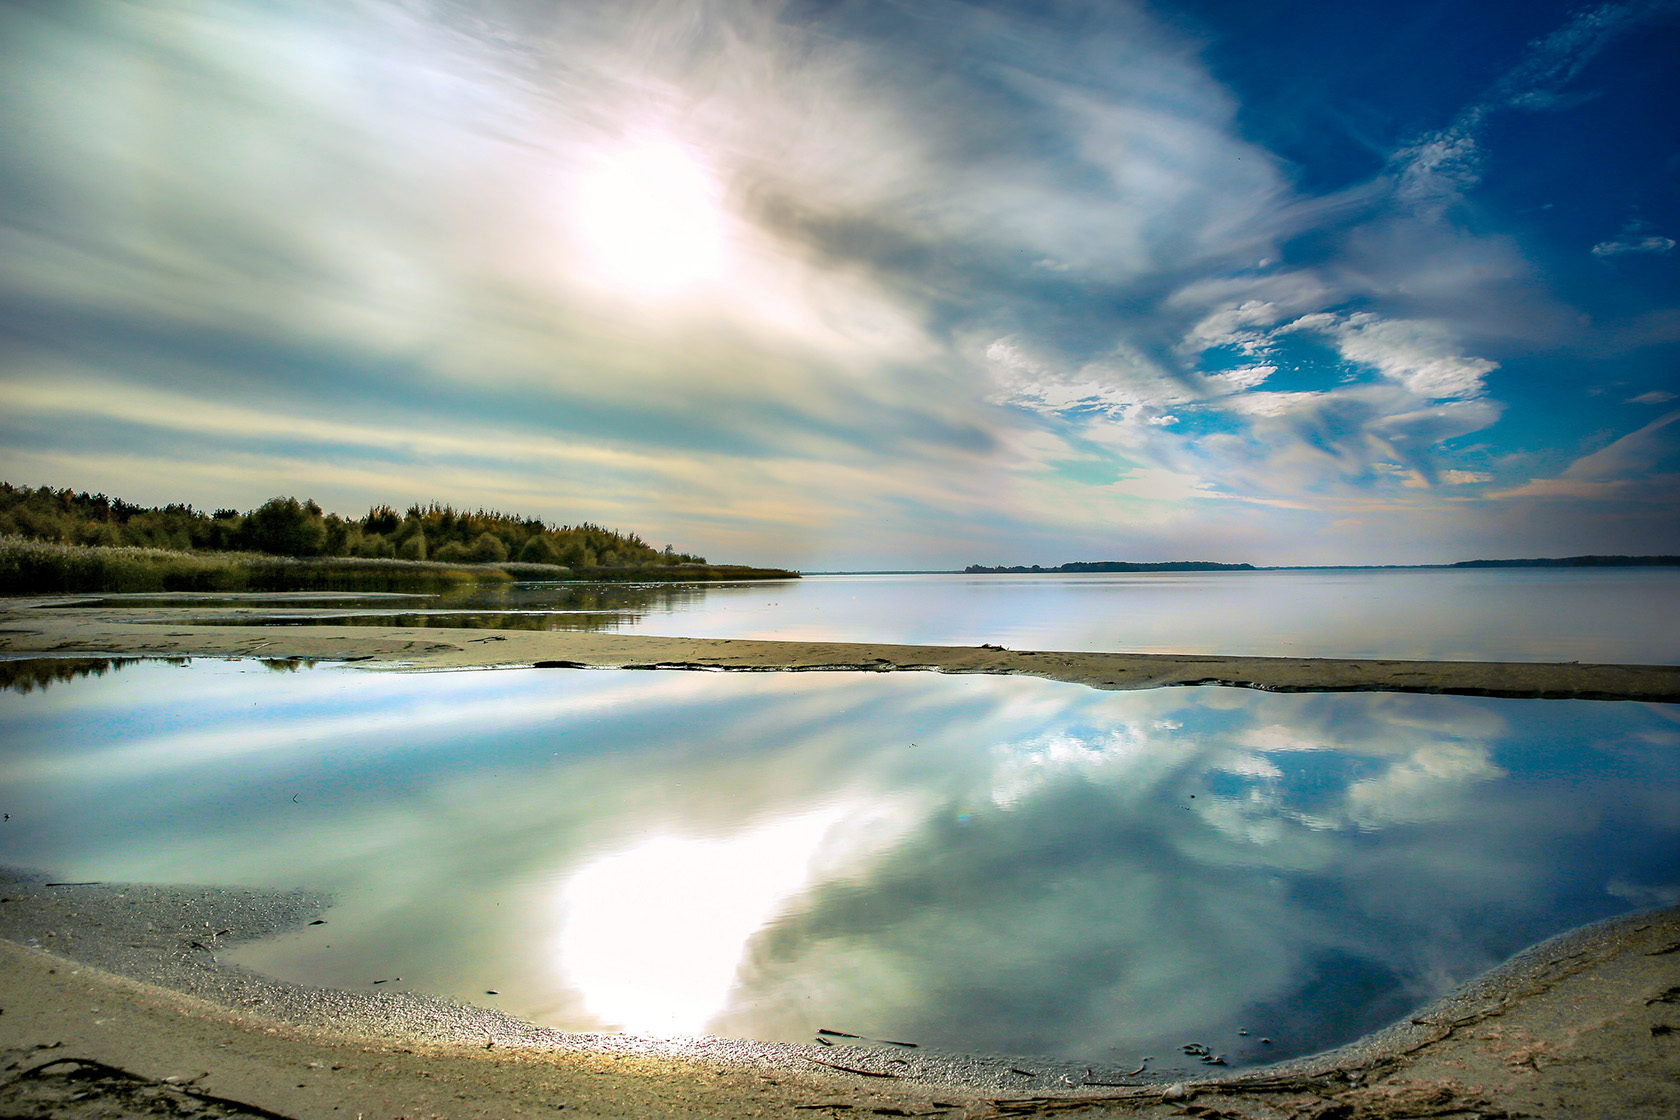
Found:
[98,567,1680,664]
[2,657,1675,1072]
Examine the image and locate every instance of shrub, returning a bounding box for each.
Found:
[432,540,474,563]
[356,533,396,559]
[470,532,509,563]
[518,535,562,565]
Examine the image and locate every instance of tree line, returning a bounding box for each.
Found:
[0,483,706,569]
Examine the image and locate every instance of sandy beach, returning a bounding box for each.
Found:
[2,874,1675,1119]
[3,594,1678,1117]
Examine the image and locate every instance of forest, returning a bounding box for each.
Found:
[0,483,705,569]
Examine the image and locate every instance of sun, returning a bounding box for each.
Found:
[572,135,728,297]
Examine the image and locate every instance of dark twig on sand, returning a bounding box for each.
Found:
[802,1056,900,1079]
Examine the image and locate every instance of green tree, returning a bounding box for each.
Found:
[364,505,402,536]
[240,498,327,557]
[470,532,508,563]
[432,540,473,563]
[518,535,563,565]
[356,533,395,559]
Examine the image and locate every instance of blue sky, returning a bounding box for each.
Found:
[2,0,1677,567]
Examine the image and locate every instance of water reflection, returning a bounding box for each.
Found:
[42,570,1680,658]
[0,656,178,694]
[558,808,852,1036]
[0,661,1675,1069]
[62,582,732,634]
[46,568,1680,662]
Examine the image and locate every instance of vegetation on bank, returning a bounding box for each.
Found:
[0,482,705,569]
[0,537,531,594]
[0,537,797,594]
[0,483,797,593]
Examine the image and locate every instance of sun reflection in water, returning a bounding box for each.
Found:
[554,808,843,1036]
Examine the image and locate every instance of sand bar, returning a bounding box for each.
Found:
[3,596,1678,701]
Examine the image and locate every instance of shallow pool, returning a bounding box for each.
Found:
[1,657,1675,1071]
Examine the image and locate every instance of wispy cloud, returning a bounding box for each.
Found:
[1392,1,1660,217]
[1491,409,1680,501]
[1592,233,1677,257]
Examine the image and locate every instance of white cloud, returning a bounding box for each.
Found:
[1218,390,1324,419]
[1392,128,1483,218]
[1205,364,1276,392]
[983,336,1195,417]
[1181,299,1291,356]
[1173,271,1336,357]
[1593,234,1677,257]
[1628,391,1678,404]
[1290,312,1497,400]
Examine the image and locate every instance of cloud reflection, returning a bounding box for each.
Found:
[1,662,1675,1064]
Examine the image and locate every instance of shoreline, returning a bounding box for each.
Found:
[3,596,1678,702]
[1,873,1675,1118]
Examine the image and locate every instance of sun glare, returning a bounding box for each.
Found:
[572,135,728,297]
[553,809,841,1037]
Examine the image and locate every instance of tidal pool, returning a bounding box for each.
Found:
[1,658,1676,1071]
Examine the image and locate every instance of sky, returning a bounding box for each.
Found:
[1,0,1677,568]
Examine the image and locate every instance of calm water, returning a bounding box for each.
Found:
[92,567,1680,663]
[2,659,1676,1068]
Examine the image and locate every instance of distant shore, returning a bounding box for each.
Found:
[2,596,1677,702]
[951,554,1680,575]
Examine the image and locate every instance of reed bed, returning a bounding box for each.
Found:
[0,537,526,594]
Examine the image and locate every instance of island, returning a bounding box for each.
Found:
[965,561,1258,573]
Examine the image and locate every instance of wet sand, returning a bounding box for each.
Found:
[2,874,1675,1119]
[3,595,1678,701]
